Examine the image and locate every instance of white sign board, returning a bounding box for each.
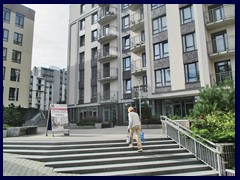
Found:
[50,104,68,131]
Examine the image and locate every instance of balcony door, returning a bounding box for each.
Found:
[211,30,228,53]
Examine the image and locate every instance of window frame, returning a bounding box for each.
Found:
[13,32,23,46]
[12,50,22,63]
[123,56,131,71]
[92,12,98,24]
[79,35,85,47]
[3,7,11,23]
[91,29,98,42]
[122,15,130,30]
[80,4,85,14]
[152,15,167,34]
[123,35,130,50]
[155,68,171,87]
[80,19,85,30]
[3,47,7,61]
[125,79,132,94]
[180,5,194,24]
[184,62,199,83]
[3,29,9,42]
[153,41,169,60]
[15,13,24,28]
[182,32,196,52]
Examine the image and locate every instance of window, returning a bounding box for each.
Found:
[9,87,18,101]
[80,70,84,81]
[103,83,110,100]
[79,88,84,100]
[91,29,98,42]
[103,63,110,78]
[125,79,131,94]
[3,67,6,80]
[122,15,130,30]
[182,32,196,52]
[185,62,199,83]
[80,35,85,47]
[91,47,98,60]
[215,60,232,84]
[12,50,22,63]
[91,86,97,98]
[211,30,228,53]
[180,5,194,24]
[103,24,110,36]
[155,68,171,87]
[142,53,146,67]
[3,8,11,23]
[91,66,97,79]
[123,56,131,71]
[121,4,129,11]
[80,4,85,14]
[103,43,110,56]
[15,13,24,28]
[79,52,85,64]
[151,4,164,9]
[3,29,9,41]
[10,68,20,82]
[154,41,169,60]
[123,35,130,50]
[13,32,23,45]
[80,19,85,30]
[3,47,7,61]
[152,15,167,34]
[208,4,224,23]
[92,12,98,24]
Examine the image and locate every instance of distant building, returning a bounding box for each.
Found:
[67,4,235,125]
[3,4,35,108]
[29,66,67,111]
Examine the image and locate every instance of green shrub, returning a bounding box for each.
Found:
[3,124,12,130]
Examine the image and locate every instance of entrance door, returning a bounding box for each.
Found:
[103,108,110,122]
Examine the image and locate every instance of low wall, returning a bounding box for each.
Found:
[6,126,38,137]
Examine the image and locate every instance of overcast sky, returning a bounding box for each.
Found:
[22,4,69,69]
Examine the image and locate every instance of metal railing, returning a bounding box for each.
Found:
[210,71,235,86]
[160,116,234,176]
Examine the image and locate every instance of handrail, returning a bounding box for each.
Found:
[161,115,223,176]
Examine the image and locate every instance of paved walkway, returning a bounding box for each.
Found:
[3,126,164,176]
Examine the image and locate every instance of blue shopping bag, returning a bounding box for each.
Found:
[140,131,144,142]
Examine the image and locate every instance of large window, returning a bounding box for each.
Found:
[80,19,85,30]
[123,56,131,71]
[182,32,196,52]
[184,62,199,83]
[180,5,194,24]
[15,13,24,28]
[12,50,22,63]
[152,15,167,34]
[154,41,168,60]
[3,29,9,41]
[91,29,98,42]
[123,35,130,50]
[13,32,23,45]
[125,79,131,94]
[122,15,130,30]
[92,12,98,24]
[3,47,7,60]
[155,68,171,87]
[3,8,11,23]
[79,35,85,47]
[9,87,18,101]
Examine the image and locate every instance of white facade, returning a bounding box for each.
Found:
[67,4,235,125]
[3,4,35,108]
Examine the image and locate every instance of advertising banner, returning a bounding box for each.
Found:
[50,104,68,131]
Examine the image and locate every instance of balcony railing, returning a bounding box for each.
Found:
[131,58,147,75]
[98,6,117,25]
[207,35,235,57]
[130,35,145,53]
[204,5,235,27]
[99,91,118,104]
[98,25,117,43]
[98,67,118,82]
[98,46,118,63]
[129,4,143,11]
[130,11,144,31]
[210,71,235,86]
[132,85,148,99]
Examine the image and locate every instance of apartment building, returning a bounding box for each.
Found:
[3,4,35,108]
[67,4,235,125]
[29,66,67,111]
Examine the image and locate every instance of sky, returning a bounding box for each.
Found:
[22,4,69,69]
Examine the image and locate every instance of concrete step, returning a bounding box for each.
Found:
[53,158,203,174]
[18,148,188,162]
[45,152,195,168]
[162,170,219,176]
[77,164,212,176]
[3,143,179,155]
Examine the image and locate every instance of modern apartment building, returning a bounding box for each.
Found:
[3,4,35,108]
[29,66,67,111]
[67,4,235,125]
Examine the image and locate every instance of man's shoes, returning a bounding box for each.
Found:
[137,149,143,152]
[128,144,134,148]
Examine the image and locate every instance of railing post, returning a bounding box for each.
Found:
[178,125,181,148]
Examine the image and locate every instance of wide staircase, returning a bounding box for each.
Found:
[3,137,219,176]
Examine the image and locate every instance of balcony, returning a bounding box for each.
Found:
[98,25,117,44]
[130,11,144,31]
[210,71,235,86]
[130,35,145,53]
[98,67,118,83]
[132,85,148,99]
[131,58,147,75]
[97,46,118,63]
[207,35,235,60]
[98,6,117,25]
[99,91,118,104]
[129,4,143,11]
[204,5,235,30]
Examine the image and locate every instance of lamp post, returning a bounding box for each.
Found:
[138,78,141,121]
[14,70,20,106]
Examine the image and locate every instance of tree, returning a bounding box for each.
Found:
[3,103,25,127]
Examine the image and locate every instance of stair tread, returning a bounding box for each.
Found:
[162,170,218,176]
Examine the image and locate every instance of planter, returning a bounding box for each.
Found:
[3,130,7,138]
[95,123,102,129]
